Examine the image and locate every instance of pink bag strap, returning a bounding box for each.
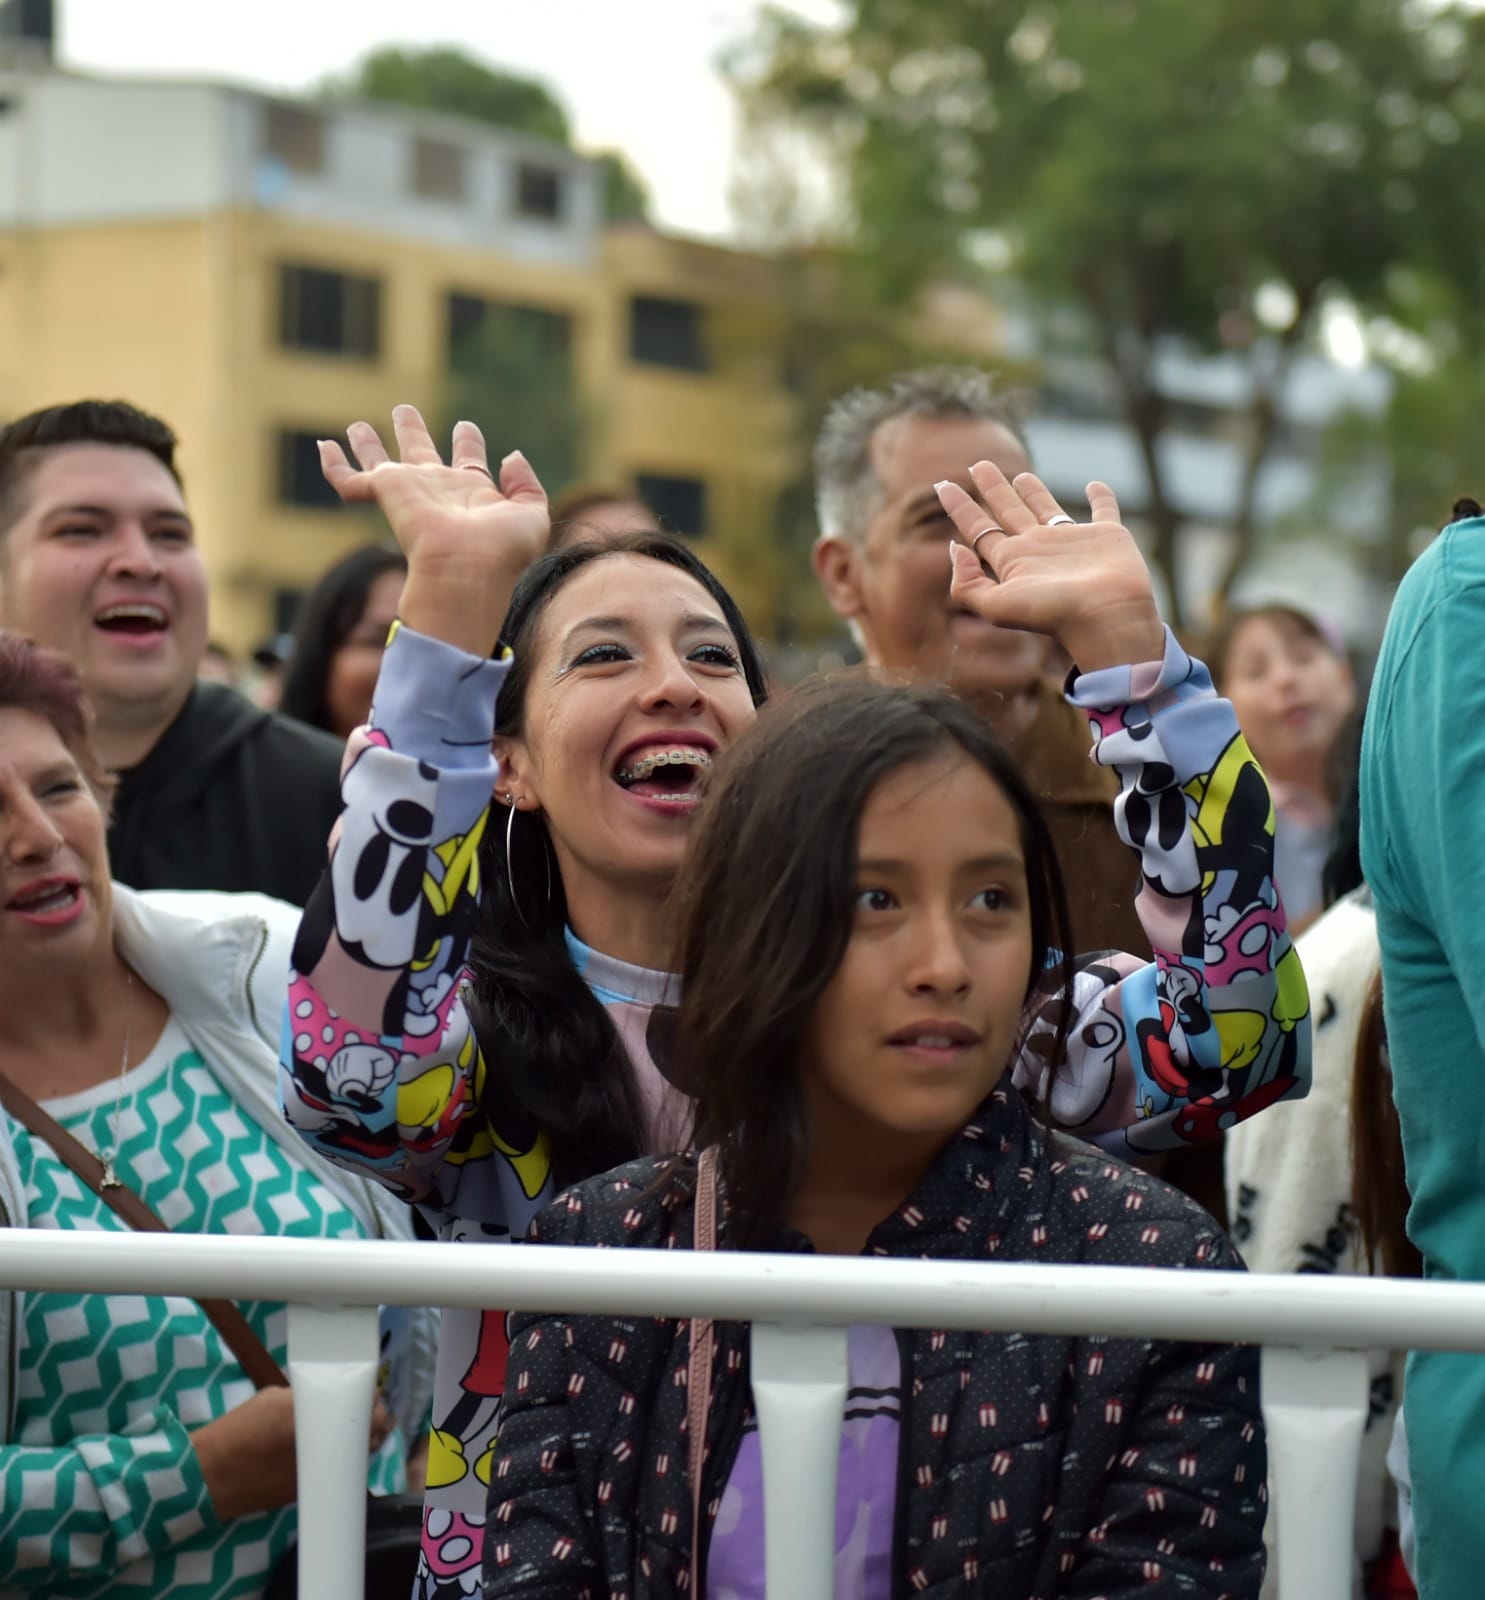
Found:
[687,1145,719,1594]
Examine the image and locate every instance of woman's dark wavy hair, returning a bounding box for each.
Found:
[671,675,1075,1247]
[279,544,408,733]
[465,533,769,1191]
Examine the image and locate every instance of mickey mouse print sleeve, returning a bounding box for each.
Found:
[1013,628,1312,1156]
[279,623,532,1208]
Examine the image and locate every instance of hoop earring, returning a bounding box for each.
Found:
[506,799,528,929]
[504,798,554,929]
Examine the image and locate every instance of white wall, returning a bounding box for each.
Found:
[225,92,601,268]
[1,77,229,223]
[0,71,603,272]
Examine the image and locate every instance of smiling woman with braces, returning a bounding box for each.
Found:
[279,410,1311,1600]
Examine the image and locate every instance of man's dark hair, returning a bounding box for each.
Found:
[0,400,182,536]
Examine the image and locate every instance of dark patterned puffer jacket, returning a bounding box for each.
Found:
[485,1080,1266,1598]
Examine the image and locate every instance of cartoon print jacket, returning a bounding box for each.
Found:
[486,1087,1267,1598]
[278,622,1310,1600]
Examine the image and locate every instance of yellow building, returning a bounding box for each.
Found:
[0,61,804,652]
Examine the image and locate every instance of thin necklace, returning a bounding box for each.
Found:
[96,967,135,1190]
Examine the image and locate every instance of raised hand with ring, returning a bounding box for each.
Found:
[318,405,551,656]
[934,461,1165,674]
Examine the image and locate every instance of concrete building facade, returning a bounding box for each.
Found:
[0,61,802,651]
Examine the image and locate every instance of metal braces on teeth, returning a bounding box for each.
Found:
[617,748,713,785]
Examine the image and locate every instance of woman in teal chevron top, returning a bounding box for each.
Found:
[0,631,437,1598]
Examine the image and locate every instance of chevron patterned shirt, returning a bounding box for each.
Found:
[2,1018,404,1597]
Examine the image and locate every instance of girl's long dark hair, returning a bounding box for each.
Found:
[672,675,1075,1247]
[465,533,769,1192]
[279,544,408,733]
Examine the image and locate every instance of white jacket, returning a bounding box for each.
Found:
[0,884,437,1443]
[1225,888,1402,1595]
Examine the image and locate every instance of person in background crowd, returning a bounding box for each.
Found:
[1209,604,1355,932]
[810,367,1148,959]
[1225,712,1417,1600]
[280,408,1306,1600]
[547,480,662,551]
[250,632,294,710]
[199,639,238,687]
[0,401,344,906]
[1360,497,1485,1600]
[486,462,1308,1597]
[0,630,434,1600]
[278,544,407,740]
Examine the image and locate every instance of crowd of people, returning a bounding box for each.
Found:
[0,364,1461,1599]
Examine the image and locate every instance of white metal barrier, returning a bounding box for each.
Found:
[2,1229,1472,1598]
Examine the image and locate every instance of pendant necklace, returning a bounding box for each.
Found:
[95,967,135,1190]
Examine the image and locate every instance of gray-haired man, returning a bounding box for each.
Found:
[811,367,1149,958]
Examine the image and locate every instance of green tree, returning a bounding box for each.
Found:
[444,305,588,495]
[324,46,571,140]
[324,46,650,221]
[1319,281,1485,586]
[729,0,1485,625]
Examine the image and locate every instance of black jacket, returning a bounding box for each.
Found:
[486,1083,1266,1599]
[107,682,343,908]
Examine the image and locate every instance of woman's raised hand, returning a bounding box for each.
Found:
[936,463,1165,673]
[320,406,549,655]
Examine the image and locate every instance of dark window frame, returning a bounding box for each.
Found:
[515,162,564,221]
[636,473,708,537]
[445,292,573,365]
[412,136,467,202]
[262,103,325,175]
[277,428,345,511]
[629,295,709,373]
[279,264,381,360]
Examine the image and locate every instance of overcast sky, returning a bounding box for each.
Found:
[54,0,840,240]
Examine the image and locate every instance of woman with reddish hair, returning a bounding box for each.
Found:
[0,633,435,1599]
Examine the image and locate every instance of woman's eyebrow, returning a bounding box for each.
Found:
[560,615,632,651]
[30,762,80,787]
[560,611,730,653]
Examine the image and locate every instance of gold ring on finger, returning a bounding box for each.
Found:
[459,462,495,479]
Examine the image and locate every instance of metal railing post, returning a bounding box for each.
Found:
[751,1322,850,1599]
[1261,1344,1372,1600]
[287,1302,381,1600]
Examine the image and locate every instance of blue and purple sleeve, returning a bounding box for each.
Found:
[1013,629,1312,1154]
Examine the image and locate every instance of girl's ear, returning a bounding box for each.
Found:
[493,736,539,809]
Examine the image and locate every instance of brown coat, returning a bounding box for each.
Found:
[1009,684,1152,962]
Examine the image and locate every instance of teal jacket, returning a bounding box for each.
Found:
[1361,512,1485,1597]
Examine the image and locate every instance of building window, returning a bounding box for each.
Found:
[515,162,563,220]
[637,474,707,537]
[412,136,466,201]
[277,430,343,510]
[262,103,324,175]
[630,296,708,372]
[279,265,381,358]
[446,293,571,364]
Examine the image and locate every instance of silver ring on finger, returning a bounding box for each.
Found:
[1047,513,1076,527]
[970,524,1002,558]
[459,462,495,480]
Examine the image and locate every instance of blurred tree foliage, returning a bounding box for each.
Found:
[324,46,651,221]
[1318,281,1485,583]
[728,0,1485,624]
[444,305,588,495]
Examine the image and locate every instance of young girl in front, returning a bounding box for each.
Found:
[484,470,1302,1598]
